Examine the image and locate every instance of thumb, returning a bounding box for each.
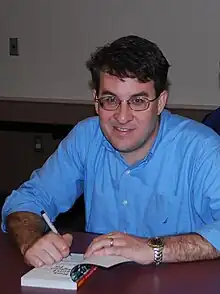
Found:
[62,233,73,247]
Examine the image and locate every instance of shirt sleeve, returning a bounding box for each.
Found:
[193,135,220,250]
[1,121,88,232]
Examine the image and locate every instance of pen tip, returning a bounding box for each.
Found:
[40,210,45,215]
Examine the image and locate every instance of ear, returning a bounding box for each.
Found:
[157,90,168,115]
[93,90,99,115]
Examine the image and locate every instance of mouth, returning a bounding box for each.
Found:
[113,126,134,136]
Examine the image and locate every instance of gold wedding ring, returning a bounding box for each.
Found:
[109,237,114,247]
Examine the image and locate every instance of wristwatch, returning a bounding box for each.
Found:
[147,237,164,265]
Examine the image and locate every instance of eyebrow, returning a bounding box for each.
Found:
[100,90,150,98]
[100,90,116,96]
[131,91,150,98]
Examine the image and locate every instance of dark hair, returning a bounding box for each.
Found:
[86,35,170,98]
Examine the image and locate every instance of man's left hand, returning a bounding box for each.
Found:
[84,232,153,264]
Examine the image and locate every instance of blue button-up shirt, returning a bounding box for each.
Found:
[2,110,220,249]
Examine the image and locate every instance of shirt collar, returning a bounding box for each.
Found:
[100,109,172,159]
[148,109,171,155]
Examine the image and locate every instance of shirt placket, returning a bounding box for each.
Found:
[117,168,132,233]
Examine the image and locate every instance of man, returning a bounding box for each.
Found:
[203,107,220,135]
[2,35,220,268]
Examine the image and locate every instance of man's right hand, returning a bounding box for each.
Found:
[24,232,73,267]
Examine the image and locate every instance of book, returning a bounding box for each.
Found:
[21,253,131,290]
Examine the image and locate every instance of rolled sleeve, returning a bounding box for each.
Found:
[196,222,220,251]
[1,189,43,232]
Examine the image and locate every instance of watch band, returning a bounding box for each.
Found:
[153,245,163,265]
[148,237,164,265]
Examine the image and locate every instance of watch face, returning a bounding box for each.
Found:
[149,237,164,247]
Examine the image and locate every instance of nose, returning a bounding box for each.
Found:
[113,101,133,124]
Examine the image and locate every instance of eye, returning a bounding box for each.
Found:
[102,96,118,105]
[130,96,148,105]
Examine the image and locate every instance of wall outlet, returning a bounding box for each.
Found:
[9,37,19,56]
[34,136,43,152]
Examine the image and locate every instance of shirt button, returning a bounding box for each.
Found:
[122,200,128,205]
[125,170,130,175]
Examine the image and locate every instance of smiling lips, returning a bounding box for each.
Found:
[113,126,134,136]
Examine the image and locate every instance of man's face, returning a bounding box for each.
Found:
[94,73,167,162]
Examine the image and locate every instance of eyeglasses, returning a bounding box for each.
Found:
[95,95,158,111]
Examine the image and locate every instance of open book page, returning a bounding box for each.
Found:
[71,253,131,268]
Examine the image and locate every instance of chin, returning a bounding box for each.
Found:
[116,146,136,153]
[103,129,139,153]
[110,141,136,153]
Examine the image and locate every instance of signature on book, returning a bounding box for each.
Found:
[52,265,72,276]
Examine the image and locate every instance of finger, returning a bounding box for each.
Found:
[85,236,127,258]
[90,232,120,244]
[25,243,58,266]
[25,233,71,266]
[24,247,51,268]
[92,246,132,260]
[86,233,118,251]
[37,248,57,265]
[85,238,113,258]
[62,233,73,247]
[84,231,127,258]
[92,246,123,257]
[100,232,124,240]
[24,253,44,268]
[39,241,64,262]
[47,233,71,257]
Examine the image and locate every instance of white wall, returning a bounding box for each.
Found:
[0,0,220,108]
